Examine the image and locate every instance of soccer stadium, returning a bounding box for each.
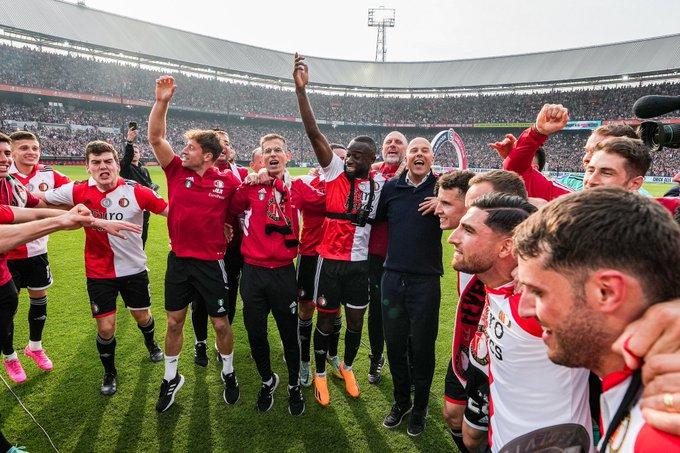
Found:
[0,0,679,452]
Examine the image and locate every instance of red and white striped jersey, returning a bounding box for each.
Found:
[451,272,487,385]
[45,178,167,279]
[7,163,71,259]
[485,283,593,452]
[599,370,680,452]
[318,154,385,262]
[298,174,326,257]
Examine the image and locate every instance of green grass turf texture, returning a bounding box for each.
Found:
[0,166,673,452]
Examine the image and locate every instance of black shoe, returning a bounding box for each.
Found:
[101,371,117,396]
[256,373,279,412]
[147,342,164,363]
[383,402,412,428]
[156,373,185,413]
[222,371,240,405]
[288,385,305,416]
[368,354,385,385]
[194,342,208,367]
[407,409,427,437]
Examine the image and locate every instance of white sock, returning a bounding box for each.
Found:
[29,340,42,351]
[344,363,352,371]
[195,340,206,346]
[220,352,234,375]
[316,372,326,378]
[3,352,17,361]
[164,355,179,381]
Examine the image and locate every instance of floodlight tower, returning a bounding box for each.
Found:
[368,7,395,62]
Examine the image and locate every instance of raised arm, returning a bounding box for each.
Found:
[293,53,333,167]
[121,128,138,170]
[148,76,177,168]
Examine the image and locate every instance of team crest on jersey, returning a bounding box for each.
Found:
[184,178,193,188]
[101,198,112,208]
[38,182,49,192]
[214,180,224,189]
[91,302,99,314]
[118,198,129,208]
[498,310,511,328]
[258,188,266,201]
[317,296,326,307]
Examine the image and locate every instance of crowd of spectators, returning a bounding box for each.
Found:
[3,45,680,125]
[0,44,679,175]
[1,100,678,175]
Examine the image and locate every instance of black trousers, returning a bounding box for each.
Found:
[381,270,440,412]
[368,254,385,360]
[0,281,18,356]
[240,263,300,386]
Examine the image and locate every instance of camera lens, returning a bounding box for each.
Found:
[639,121,680,152]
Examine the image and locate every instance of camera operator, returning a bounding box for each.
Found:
[121,122,158,248]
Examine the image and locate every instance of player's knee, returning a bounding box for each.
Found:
[298,301,315,319]
[211,316,231,335]
[97,323,115,339]
[27,289,47,299]
[443,403,464,429]
[166,314,185,333]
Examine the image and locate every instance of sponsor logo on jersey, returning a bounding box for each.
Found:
[101,198,112,208]
[289,301,297,314]
[184,178,193,188]
[214,179,224,189]
[258,188,266,201]
[38,182,49,192]
[118,197,129,208]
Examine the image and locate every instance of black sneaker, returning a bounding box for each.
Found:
[407,409,427,437]
[368,354,385,384]
[222,371,240,405]
[382,402,412,428]
[147,342,164,363]
[194,342,208,367]
[256,373,279,412]
[288,385,305,416]
[100,371,117,396]
[156,373,185,413]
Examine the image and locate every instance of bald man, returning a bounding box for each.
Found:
[375,137,442,436]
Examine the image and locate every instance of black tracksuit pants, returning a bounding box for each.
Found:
[381,270,440,412]
[240,263,300,386]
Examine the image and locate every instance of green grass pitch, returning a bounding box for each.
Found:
[0,166,673,452]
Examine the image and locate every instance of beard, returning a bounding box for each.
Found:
[547,296,609,370]
[383,153,401,165]
[452,252,494,276]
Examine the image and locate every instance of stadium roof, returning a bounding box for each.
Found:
[2,0,680,90]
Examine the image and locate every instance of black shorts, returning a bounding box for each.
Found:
[296,254,318,302]
[463,365,490,431]
[86,270,151,318]
[8,253,52,291]
[314,257,369,313]
[164,252,229,318]
[444,357,467,405]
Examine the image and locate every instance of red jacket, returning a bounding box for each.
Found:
[503,127,572,201]
[229,176,325,268]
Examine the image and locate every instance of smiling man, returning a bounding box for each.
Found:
[43,140,167,395]
[515,188,680,451]
[7,130,70,374]
[229,133,324,415]
[375,137,443,436]
[148,75,242,412]
[294,54,386,406]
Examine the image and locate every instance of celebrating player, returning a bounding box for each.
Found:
[294,53,385,406]
[43,141,166,395]
[7,131,70,373]
[148,75,241,412]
